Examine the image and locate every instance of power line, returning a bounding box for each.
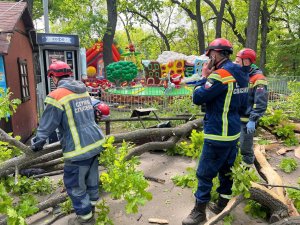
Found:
[0,0,24,18]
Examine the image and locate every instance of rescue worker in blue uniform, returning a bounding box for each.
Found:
[31,61,104,225]
[235,48,268,165]
[182,38,250,225]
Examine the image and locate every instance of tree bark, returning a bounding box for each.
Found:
[259,0,268,71]
[119,14,132,44]
[0,119,203,177]
[204,0,227,38]
[103,0,117,72]
[127,9,171,51]
[259,0,279,71]
[171,0,205,54]
[224,2,245,46]
[245,0,261,50]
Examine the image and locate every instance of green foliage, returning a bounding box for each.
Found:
[48,0,106,47]
[257,139,271,145]
[59,197,73,214]
[259,110,286,127]
[106,61,138,85]
[167,130,204,159]
[244,200,269,219]
[287,188,300,213]
[0,137,22,163]
[285,82,300,118]
[223,214,234,225]
[279,158,298,173]
[171,167,197,192]
[95,200,114,225]
[99,137,152,214]
[0,88,21,121]
[260,110,298,146]
[231,154,259,198]
[166,96,200,116]
[1,176,53,195]
[0,183,39,225]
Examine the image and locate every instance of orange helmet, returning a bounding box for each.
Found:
[47,61,73,77]
[236,48,256,63]
[205,38,233,56]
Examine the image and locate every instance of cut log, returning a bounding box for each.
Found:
[250,182,289,223]
[276,147,295,156]
[254,145,285,200]
[204,195,245,225]
[270,216,300,225]
[294,146,300,159]
[148,218,169,224]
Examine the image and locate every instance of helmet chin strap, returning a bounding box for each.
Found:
[214,57,227,68]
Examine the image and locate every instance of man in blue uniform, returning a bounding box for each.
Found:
[182,38,249,225]
[31,61,105,225]
[235,48,268,165]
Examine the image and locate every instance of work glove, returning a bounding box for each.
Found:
[246,121,256,134]
[30,136,46,152]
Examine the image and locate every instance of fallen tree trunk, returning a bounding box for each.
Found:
[0,118,203,177]
[204,195,245,225]
[254,145,286,201]
[125,136,180,160]
[0,143,62,177]
[271,216,300,225]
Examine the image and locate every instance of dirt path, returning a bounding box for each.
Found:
[28,150,289,225]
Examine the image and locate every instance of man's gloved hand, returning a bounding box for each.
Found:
[30,136,46,152]
[246,121,256,134]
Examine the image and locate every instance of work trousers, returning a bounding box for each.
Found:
[64,155,99,216]
[240,123,255,164]
[194,140,238,203]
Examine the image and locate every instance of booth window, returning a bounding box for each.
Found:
[18,58,31,102]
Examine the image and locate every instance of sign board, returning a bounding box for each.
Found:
[36,33,79,46]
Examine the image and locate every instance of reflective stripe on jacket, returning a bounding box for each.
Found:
[193,60,249,143]
[37,84,105,162]
[241,66,268,123]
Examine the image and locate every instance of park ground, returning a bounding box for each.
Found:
[27,141,299,225]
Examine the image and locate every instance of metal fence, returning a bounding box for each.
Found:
[94,76,300,118]
[268,76,300,101]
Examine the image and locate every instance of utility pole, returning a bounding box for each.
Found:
[43,0,50,33]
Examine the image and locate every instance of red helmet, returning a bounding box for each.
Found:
[47,61,73,77]
[236,48,256,63]
[205,38,233,56]
[96,103,110,117]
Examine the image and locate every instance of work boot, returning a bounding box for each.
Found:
[68,215,96,225]
[208,196,229,214]
[182,202,206,225]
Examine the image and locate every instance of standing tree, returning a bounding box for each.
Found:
[259,0,279,71]
[103,0,118,71]
[245,0,261,50]
[203,0,227,38]
[171,0,205,54]
[121,0,172,51]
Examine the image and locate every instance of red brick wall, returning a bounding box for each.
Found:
[4,19,37,142]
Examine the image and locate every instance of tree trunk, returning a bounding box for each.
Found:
[103,0,117,73]
[196,0,206,54]
[215,0,226,38]
[259,0,268,72]
[245,0,261,50]
[119,15,132,44]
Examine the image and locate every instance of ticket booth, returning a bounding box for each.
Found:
[33,33,81,112]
